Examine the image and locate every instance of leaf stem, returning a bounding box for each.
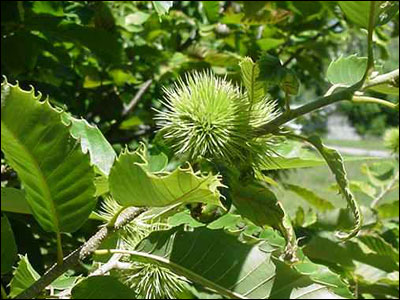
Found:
[363,1,377,81]
[371,171,399,208]
[352,96,398,109]
[56,232,64,265]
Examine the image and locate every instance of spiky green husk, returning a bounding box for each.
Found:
[384,127,399,154]
[121,263,189,299]
[156,71,279,168]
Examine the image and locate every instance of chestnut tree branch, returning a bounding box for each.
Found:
[15,207,147,299]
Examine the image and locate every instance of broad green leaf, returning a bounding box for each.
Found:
[203,1,220,22]
[109,145,224,207]
[377,200,399,219]
[132,226,345,299]
[362,161,395,187]
[63,114,116,175]
[239,57,265,104]
[263,140,373,171]
[231,182,298,262]
[9,255,40,298]
[280,70,300,96]
[125,12,151,26]
[1,187,31,215]
[50,275,79,291]
[1,82,96,233]
[294,207,317,228]
[71,276,136,299]
[258,53,287,86]
[285,184,335,212]
[307,136,362,240]
[256,38,285,52]
[232,183,284,228]
[168,210,205,228]
[32,1,64,16]
[152,1,173,17]
[1,32,43,76]
[1,216,17,274]
[338,181,377,199]
[33,22,124,64]
[327,55,368,86]
[304,232,398,273]
[368,83,400,96]
[339,1,399,28]
[314,206,378,232]
[357,234,399,263]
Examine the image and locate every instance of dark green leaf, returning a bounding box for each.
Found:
[1,216,17,274]
[71,276,136,299]
[285,184,335,212]
[1,82,96,233]
[1,187,31,215]
[133,226,344,299]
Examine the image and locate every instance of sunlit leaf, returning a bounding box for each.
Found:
[327,55,368,86]
[9,255,40,298]
[1,82,96,233]
[109,145,224,207]
[71,276,136,299]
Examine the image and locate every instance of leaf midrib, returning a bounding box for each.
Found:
[1,121,60,233]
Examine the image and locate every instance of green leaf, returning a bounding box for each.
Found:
[63,114,116,175]
[339,1,399,28]
[368,82,400,96]
[280,71,300,96]
[257,53,287,86]
[109,145,224,207]
[304,232,398,273]
[232,183,284,228]
[239,57,265,104]
[285,184,335,212]
[152,1,173,17]
[377,200,399,219]
[347,181,377,199]
[168,210,205,228]
[362,161,395,187]
[256,38,285,52]
[203,1,220,22]
[132,226,345,299]
[36,22,124,64]
[50,275,79,291]
[231,182,298,262]
[1,187,31,215]
[1,216,17,274]
[71,276,136,299]
[1,82,96,233]
[263,140,373,171]
[357,234,399,263]
[327,55,368,86]
[32,1,64,16]
[125,12,151,26]
[1,32,44,76]
[9,255,40,298]
[307,136,362,240]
